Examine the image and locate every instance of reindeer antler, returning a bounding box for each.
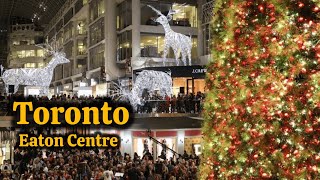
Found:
[147,5,163,16]
[166,8,177,21]
[35,43,55,55]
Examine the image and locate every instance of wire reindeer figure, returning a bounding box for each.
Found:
[148,4,192,66]
[111,70,173,111]
[0,43,70,95]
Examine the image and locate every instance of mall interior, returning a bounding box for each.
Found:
[0,1,214,178]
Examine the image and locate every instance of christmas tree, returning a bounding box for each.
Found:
[200,0,319,179]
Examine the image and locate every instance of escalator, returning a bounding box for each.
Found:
[146,129,181,160]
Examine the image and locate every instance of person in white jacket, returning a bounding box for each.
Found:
[103,166,114,180]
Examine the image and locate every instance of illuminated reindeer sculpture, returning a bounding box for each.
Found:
[112,70,173,110]
[0,44,70,95]
[148,5,192,66]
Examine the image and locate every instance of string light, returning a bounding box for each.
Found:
[200,0,320,179]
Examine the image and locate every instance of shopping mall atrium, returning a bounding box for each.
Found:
[0,0,213,179]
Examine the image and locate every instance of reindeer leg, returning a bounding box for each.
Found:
[39,88,44,96]
[43,87,49,96]
[5,85,8,94]
[181,52,187,66]
[14,85,19,94]
[163,43,169,66]
[39,87,46,96]
[173,48,180,66]
[39,87,48,96]
[188,49,192,66]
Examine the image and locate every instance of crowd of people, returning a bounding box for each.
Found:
[0,147,200,180]
[137,91,205,114]
[0,91,203,179]
[0,91,205,115]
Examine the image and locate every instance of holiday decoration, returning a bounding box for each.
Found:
[0,44,70,95]
[200,0,320,179]
[148,5,192,66]
[112,70,172,110]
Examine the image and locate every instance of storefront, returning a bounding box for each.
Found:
[73,81,90,96]
[131,130,201,159]
[0,129,16,165]
[134,65,207,96]
[95,83,108,96]
[62,83,73,96]
[24,86,42,96]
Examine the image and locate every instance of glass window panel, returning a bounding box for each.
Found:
[37,49,44,57]
[141,2,171,26]
[89,18,104,46]
[89,44,105,70]
[140,33,197,59]
[117,31,132,61]
[38,63,44,68]
[25,50,35,57]
[117,0,132,30]
[77,39,87,55]
[90,0,104,22]
[172,4,197,27]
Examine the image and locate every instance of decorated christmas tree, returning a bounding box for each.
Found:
[200,0,319,179]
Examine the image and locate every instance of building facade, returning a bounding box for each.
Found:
[5,24,46,94]
[41,0,214,97]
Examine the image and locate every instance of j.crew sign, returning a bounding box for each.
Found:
[192,68,207,74]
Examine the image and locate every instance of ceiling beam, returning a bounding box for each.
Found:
[7,0,17,27]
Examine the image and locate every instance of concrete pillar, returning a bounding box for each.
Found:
[131,0,141,62]
[104,0,125,81]
[120,131,133,157]
[177,130,185,155]
[87,6,91,71]
[73,21,77,70]
[152,132,157,162]
[197,0,204,57]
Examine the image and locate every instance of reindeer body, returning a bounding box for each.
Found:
[1,50,69,95]
[113,70,172,111]
[148,5,192,66]
[132,70,172,98]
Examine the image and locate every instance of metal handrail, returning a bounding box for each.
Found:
[146,129,181,158]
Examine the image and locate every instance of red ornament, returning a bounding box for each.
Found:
[298,2,304,8]
[258,5,264,12]
[305,127,313,133]
[298,17,304,22]
[267,4,274,9]
[208,172,214,180]
[269,17,276,23]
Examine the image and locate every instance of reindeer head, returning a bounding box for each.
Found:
[147,5,176,25]
[36,43,70,65]
[52,51,70,64]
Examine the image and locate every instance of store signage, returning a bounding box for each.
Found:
[134,66,206,78]
[192,68,207,74]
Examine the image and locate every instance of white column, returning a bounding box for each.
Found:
[104,0,125,81]
[131,0,141,62]
[177,130,185,155]
[197,0,204,57]
[152,132,157,162]
[120,131,133,156]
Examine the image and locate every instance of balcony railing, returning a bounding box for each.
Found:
[77,49,87,56]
